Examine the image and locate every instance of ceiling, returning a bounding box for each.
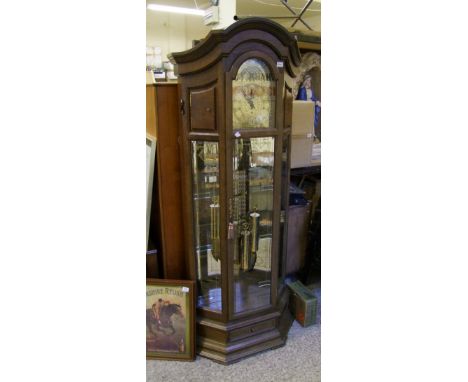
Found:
[237,0,320,18]
[147,0,321,32]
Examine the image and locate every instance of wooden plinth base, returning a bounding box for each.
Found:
[196,298,294,365]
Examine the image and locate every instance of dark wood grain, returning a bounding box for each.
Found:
[170,18,300,364]
[189,85,217,131]
[169,17,301,70]
[152,83,186,279]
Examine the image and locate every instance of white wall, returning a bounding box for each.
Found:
[146,10,211,63]
[146,7,320,64]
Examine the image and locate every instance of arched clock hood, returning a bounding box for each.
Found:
[169,17,301,78]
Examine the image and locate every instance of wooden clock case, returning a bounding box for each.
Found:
[169,17,301,364]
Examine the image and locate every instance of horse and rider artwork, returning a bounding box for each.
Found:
[146,279,195,361]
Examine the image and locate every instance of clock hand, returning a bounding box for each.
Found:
[241,88,255,109]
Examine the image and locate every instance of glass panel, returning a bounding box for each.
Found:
[231,137,275,313]
[232,58,276,130]
[278,135,290,290]
[191,141,222,311]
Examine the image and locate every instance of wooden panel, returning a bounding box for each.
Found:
[154,83,186,279]
[190,85,216,131]
[229,319,276,342]
[197,323,228,343]
[146,250,159,278]
[286,203,311,275]
[146,85,157,138]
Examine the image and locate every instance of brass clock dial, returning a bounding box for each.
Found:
[232,58,276,129]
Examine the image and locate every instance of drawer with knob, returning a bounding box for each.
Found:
[229,319,276,342]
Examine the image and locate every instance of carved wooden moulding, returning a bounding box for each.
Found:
[169,18,301,364]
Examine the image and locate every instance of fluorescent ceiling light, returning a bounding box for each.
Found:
[147,4,205,16]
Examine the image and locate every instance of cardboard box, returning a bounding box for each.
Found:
[288,280,317,327]
[291,101,315,168]
[311,142,321,166]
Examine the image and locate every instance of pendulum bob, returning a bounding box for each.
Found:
[193,192,201,262]
[239,222,250,271]
[249,249,257,272]
[210,197,220,261]
[249,209,260,270]
[240,222,252,271]
[229,194,242,276]
[229,221,241,277]
[196,248,202,280]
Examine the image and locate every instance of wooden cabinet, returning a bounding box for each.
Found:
[146,83,186,279]
[169,18,301,364]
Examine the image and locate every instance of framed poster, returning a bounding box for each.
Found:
[146,279,195,361]
[293,52,321,146]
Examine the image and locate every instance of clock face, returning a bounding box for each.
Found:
[232,58,276,130]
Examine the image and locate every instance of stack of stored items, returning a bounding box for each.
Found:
[291,101,315,168]
[287,280,318,327]
[289,183,308,206]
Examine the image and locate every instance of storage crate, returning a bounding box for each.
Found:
[288,280,317,327]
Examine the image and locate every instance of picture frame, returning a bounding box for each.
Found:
[146,135,156,248]
[146,279,196,361]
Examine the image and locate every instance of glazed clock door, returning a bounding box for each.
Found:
[228,55,281,316]
[190,140,222,312]
[182,69,225,316]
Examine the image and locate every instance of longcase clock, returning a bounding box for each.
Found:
[169,18,301,364]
